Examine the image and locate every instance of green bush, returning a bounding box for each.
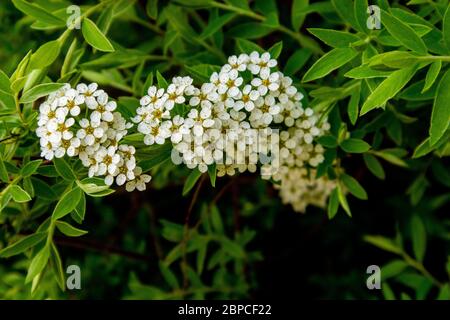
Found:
[0,0,449,300]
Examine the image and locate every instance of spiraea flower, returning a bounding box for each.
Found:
[37,83,151,191]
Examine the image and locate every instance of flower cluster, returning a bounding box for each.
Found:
[36,51,335,212]
[36,83,151,191]
[133,52,329,179]
[132,51,333,211]
[274,168,336,213]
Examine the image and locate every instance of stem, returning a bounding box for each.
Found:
[211,1,323,55]
[401,251,443,288]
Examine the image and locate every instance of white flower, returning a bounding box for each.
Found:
[95,146,121,176]
[251,71,280,96]
[143,123,170,145]
[77,118,105,146]
[189,83,218,108]
[125,167,152,192]
[248,51,277,76]
[233,84,259,111]
[222,54,248,72]
[186,108,215,137]
[89,92,116,123]
[164,83,185,110]
[58,88,84,116]
[217,69,243,98]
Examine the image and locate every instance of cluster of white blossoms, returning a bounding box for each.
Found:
[36,51,335,212]
[36,83,151,191]
[132,51,333,211]
[274,168,336,213]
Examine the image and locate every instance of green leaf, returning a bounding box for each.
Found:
[332,0,360,32]
[82,18,115,52]
[283,48,311,76]
[354,0,369,34]
[197,242,208,274]
[302,47,358,82]
[49,243,65,291]
[345,65,391,79]
[422,60,441,93]
[411,215,426,262]
[146,0,158,19]
[0,155,9,183]
[337,184,351,217]
[317,135,338,148]
[20,82,65,104]
[207,164,217,187]
[381,10,427,55]
[73,192,86,222]
[363,154,385,179]
[220,237,245,258]
[28,40,61,70]
[0,69,12,95]
[182,169,203,196]
[10,185,31,203]
[228,22,274,39]
[308,28,360,47]
[348,82,361,125]
[364,235,402,254]
[200,13,235,39]
[159,262,180,289]
[55,221,88,237]
[52,186,82,220]
[0,232,47,258]
[360,65,417,115]
[292,0,309,30]
[429,68,450,145]
[156,70,168,89]
[327,188,339,219]
[443,4,450,53]
[341,173,368,200]
[382,260,408,280]
[12,0,64,26]
[26,245,50,283]
[235,38,263,54]
[211,205,224,234]
[340,138,371,153]
[53,157,77,181]
[268,41,283,59]
[21,159,42,177]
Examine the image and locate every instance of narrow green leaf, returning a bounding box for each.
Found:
[341,173,368,200]
[20,83,65,104]
[422,60,441,93]
[363,154,385,179]
[291,0,309,30]
[381,10,427,55]
[429,68,450,145]
[50,243,65,291]
[28,40,61,70]
[411,215,426,262]
[340,138,371,153]
[55,221,88,237]
[303,47,358,82]
[82,18,115,52]
[308,28,360,48]
[337,184,351,217]
[360,65,417,115]
[0,232,47,258]
[182,169,202,196]
[12,0,64,26]
[52,187,82,220]
[268,41,283,59]
[21,159,42,177]
[283,48,311,76]
[364,235,402,254]
[348,82,361,125]
[327,188,339,219]
[443,4,450,53]
[53,157,77,181]
[10,185,31,203]
[26,245,50,283]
